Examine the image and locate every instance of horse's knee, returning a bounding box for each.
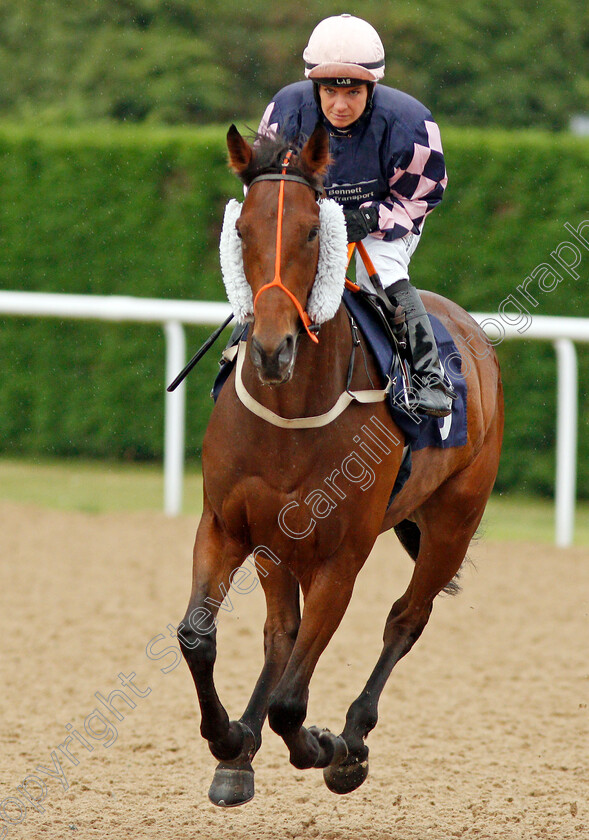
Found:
[268,692,307,737]
[177,613,216,669]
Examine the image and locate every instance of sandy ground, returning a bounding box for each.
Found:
[0,500,587,840]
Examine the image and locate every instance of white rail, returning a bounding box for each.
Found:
[470,313,588,548]
[1,290,587,545]
[0,291,231,518]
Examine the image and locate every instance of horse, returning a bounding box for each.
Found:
[177,123,504,807]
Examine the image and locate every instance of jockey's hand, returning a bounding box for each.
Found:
[343,207,379,242]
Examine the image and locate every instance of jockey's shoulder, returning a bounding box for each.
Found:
[371,85,435,130]
[271,80,315,107]
[270,81,435,129]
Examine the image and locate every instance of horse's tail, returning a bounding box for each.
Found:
[393,519,462,596]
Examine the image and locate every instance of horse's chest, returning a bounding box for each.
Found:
[213,467,380,569]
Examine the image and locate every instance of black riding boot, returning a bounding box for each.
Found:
[386,280,456,418]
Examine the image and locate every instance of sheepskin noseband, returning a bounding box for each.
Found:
[219,197,348,325]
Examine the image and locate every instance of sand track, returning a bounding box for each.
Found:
[0,501,587,839]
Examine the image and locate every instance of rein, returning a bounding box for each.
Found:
[251,152,320,345]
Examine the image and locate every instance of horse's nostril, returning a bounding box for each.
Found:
[277,335,295,367]
[251,336,264,370]
[250,334,297,381]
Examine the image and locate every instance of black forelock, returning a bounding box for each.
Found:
[236,132,325,195]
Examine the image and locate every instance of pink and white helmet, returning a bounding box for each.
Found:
[303,14,385,83]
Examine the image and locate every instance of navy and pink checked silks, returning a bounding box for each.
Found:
[258,80,447,242]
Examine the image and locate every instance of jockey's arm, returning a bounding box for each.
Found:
[360,116,448,243]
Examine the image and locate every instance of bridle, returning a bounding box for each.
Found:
[249,151,321,344]
[233,153,398,428]
[246,151,381,346]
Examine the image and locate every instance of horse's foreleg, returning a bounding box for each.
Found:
[240,565,301,743]
[266,565,357,771]
[206,560,302,807]
[178,503,249,763]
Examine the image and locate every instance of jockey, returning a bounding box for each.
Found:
[258,13,456,418]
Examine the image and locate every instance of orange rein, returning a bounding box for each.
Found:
[252,151,319,345]
[345,240,381,292]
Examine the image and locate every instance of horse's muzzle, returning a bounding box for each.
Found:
[250,334,298,384]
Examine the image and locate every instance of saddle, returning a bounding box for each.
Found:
[342,286,467,451]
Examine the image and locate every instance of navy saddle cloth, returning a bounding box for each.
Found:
[212,290,467,452]
[342,289,467,451]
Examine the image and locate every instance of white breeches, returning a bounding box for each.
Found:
[355,232,420,291]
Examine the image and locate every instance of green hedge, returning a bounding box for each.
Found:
[0,124,241,465]
[420,128,589,497]
[0,123,588,496]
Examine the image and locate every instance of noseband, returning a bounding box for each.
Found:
[249,152,321,344]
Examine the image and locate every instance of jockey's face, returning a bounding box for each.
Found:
[318,84,369,128]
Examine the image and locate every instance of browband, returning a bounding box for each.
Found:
[249,172,322,197]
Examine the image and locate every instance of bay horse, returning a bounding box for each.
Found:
[178,123,504,807]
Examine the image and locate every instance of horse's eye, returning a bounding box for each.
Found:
[235,224,242,240]
[308,227,319,242]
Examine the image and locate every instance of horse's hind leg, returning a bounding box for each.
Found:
[208,564,301,807]
[328,431,501,794]
[325,541,462,794]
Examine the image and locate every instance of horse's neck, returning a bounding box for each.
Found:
[242,307,353,419]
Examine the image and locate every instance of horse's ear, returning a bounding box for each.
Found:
[299,122,330,176]
[227,124,253,175]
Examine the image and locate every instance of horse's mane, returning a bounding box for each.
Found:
[236,132,325,195]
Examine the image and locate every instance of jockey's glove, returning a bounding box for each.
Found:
[343,206,379,242]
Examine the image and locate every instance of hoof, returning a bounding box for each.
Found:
[323,755,369,795]
[208,761,255,807]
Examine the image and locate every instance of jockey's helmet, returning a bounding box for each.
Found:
[303,14,385,83]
